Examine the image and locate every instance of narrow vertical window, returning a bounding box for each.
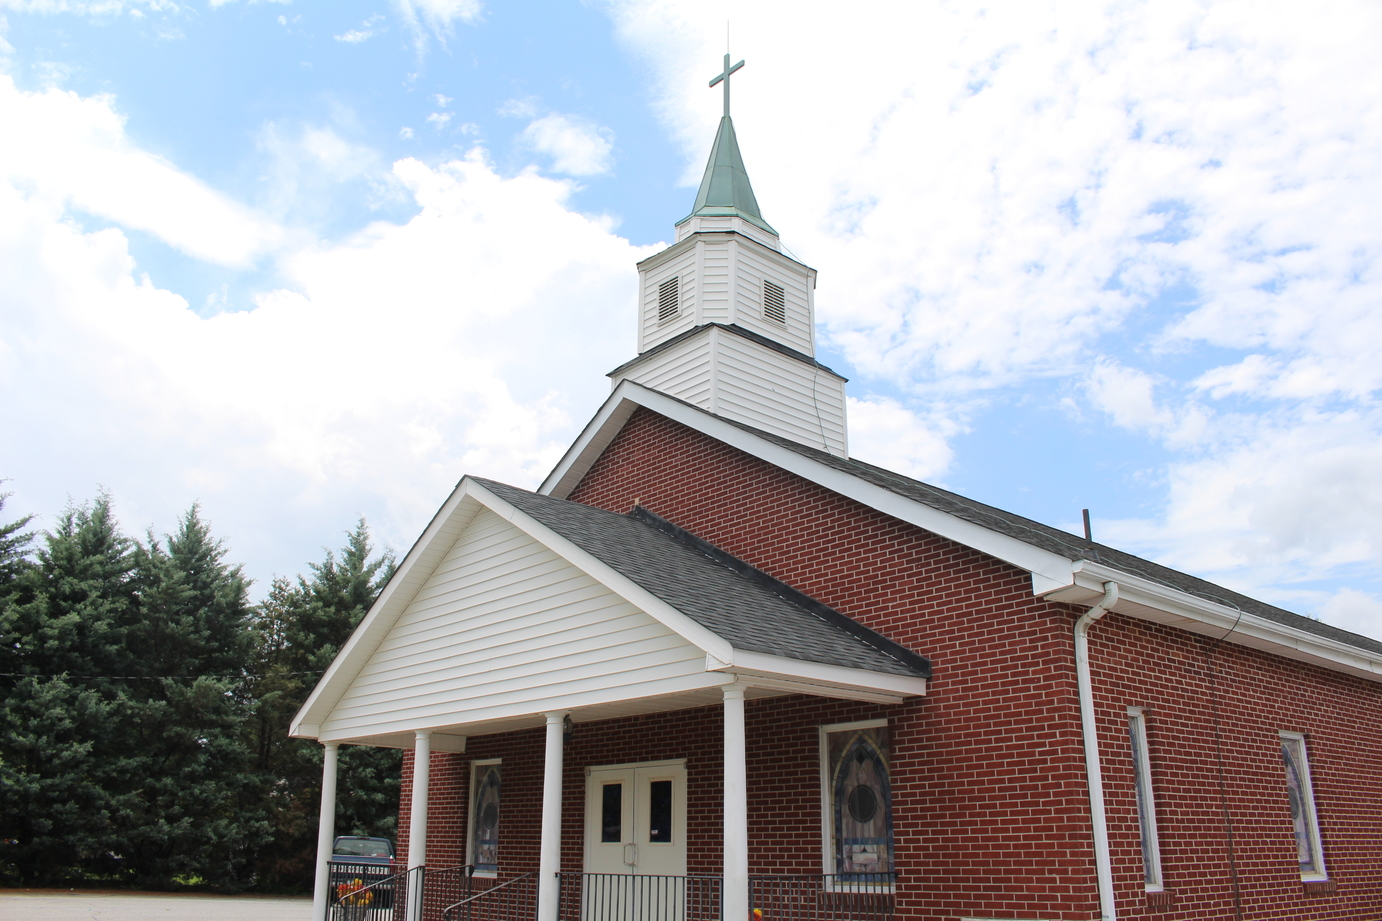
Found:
[658,277,680,322]
[820,720,893,882]
[1280,732,1327,880]
[469,760,502,875]
[648,779,673,844]
[601,783,623,843]
[1126,708,1163,891]
[763,280,786,324]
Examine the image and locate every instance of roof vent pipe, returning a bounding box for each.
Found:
[1076,580,1120,921]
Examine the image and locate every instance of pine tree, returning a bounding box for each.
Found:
[0,497,269,888]
[116,506,269,888]
[0,494,139,885]
[247,520,400,892]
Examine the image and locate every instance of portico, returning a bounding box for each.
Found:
[293,477,928,921]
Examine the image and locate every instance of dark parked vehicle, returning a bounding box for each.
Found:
[329,836,397,915]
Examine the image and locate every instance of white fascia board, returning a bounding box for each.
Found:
[1041,561,1382,683]
[467,479,736,664]
[541,382,1076,586]
[539,390,641,499]
[707,650,927,702]
[290,480,485,740]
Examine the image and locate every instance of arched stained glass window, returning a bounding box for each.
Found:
[822,722,893,878]
[470,760,502,875]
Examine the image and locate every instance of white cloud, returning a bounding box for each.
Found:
[1,94,650,586]
[426,111,452,130]
[1320,589,1382,639]
[846,397,961,482]
[1100,411,1382,604]
[520,113,614,176]
[335,13,385,44]
[0,76,281,266]
[498,96,538,119]
[253,120,388,223]
[1087,360,1173,433]
[391,0,482,51]
[0,1,178,13]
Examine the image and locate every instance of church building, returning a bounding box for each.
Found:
[294,57,1382,921]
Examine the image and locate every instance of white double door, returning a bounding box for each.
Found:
[584,760,687,878]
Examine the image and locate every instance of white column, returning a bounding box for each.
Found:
[311,742,340,921]
[723,686,749,921]
[406,730,432,921]
[537,711,568,921]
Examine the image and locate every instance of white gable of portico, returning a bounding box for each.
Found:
[316,505,726,743]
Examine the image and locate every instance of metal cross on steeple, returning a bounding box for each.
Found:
[709,53,745,118]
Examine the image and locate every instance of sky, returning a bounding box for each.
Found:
[2,0,1380,640]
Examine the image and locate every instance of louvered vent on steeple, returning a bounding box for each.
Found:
[658,277,680,323]
[763,280,786,324]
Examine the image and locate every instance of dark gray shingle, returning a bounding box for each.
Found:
[476,478,930,679]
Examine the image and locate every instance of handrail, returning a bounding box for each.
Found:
[442,870,538,921]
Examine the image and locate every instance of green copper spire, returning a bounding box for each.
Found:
[680,55,777,235]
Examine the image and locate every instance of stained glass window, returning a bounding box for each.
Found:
[1280,733,1326,879]
[1126,708,1162,890]
[822,722,893,878]
[470,761,501,875]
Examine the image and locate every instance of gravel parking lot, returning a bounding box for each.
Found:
[0,889,312,921]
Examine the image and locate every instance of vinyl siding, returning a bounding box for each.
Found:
[321,508,711,738]
[713,333,847,456]
[613,335,714,409]
[641,249,699,351]
[732,246,814,355]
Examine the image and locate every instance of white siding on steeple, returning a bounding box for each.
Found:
[612,326,847,457]
[731,243,813,354]
[639,247,699,352]
[638,233,815,356]
[319,508,715,740]
[713,331,846,454]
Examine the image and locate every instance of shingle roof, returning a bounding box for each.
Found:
[476,478,931,679]
[708,416,1382,658]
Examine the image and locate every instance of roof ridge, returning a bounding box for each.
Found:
[628,505,932,677]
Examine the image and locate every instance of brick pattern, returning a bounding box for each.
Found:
[393,407,1382,921]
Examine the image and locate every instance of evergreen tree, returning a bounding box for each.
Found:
[0,497,268,889]
[247,520,400,892]
[0,494,140,884]
[115,507,269,888]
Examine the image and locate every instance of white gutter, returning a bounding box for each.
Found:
[1076,581,1119,921]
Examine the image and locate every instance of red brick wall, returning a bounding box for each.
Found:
[396,406,1382,921]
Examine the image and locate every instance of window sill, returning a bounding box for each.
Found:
[1144,890,1174,909]
[1302,879,1337,896]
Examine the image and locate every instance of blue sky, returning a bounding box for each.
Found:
[2,0,1380,639]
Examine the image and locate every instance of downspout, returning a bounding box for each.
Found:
[1075,581,1119,921]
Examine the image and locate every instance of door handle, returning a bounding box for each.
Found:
[623,843,637,866]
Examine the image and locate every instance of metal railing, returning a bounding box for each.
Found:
[443,870,538,921]
[557,873,722,921]
[329,862,415,921]
[749,874,895,921]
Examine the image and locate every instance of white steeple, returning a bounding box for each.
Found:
[608,56,849,457]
